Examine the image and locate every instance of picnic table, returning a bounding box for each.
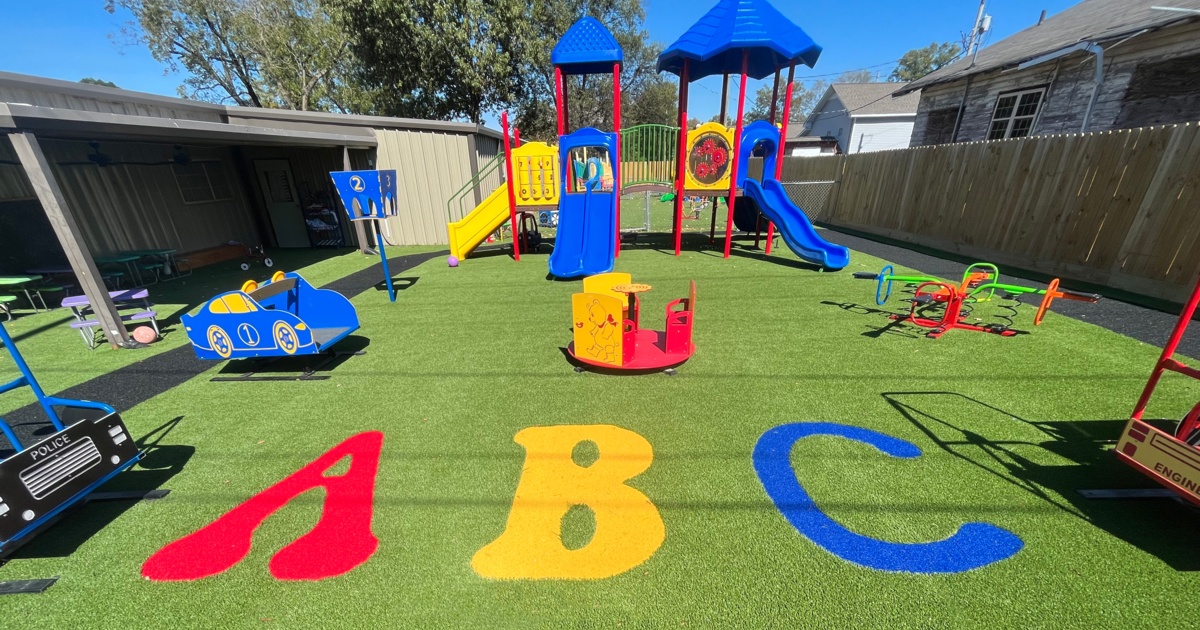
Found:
[62,288,159,349]
[96,254,146,286]
[113,249,189,283]
[0,274,43,313]
[27,266,126,289]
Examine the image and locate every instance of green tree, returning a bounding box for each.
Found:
[507,0,667,140]
[890,42,961,82]
[329,0,530,122]
[837,69,874,83]
[106,0,368,112]
[80,78,119,88]
[622,64,678,127]
[746,79,829,124]
[241,0,372,112]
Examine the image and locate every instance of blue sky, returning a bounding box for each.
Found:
[0,0,1077,125]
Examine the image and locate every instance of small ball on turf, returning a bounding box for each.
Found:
[132,326,158,344]
[447,256,459,267]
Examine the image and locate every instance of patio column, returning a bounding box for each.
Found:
[345,146,372,254]
[9,132,129,348]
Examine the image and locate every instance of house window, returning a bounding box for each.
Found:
[1115,53,1200,128]
[987,88,1045,140]
[922,107,959,145]
[172,161,233,204]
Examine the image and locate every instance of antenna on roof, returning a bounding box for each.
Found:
[966,0,990,65]
[1038,10,1047,25]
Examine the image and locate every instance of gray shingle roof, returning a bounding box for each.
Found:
[899,0,1200,94]
[829,83,921,116]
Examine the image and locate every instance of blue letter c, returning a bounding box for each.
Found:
[753,422,1023,574]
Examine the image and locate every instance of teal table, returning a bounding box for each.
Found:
[96,254,144,286]
[120,249,180,281]
[0,275,43,312]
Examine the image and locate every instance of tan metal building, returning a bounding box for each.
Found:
[0,71,500,347]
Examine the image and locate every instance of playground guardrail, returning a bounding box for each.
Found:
[446,152,505,224]
[620,124,679,189]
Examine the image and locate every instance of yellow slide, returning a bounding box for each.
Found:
[448,185,510,261]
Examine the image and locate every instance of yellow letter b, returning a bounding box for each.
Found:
[471,425,665,580]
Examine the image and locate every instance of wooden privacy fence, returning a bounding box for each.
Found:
[621,160,674,189]
[781,122,1200,303]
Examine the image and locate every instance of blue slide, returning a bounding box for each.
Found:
[549,128,618,279]
[548,180,616,278]
[741,178,850,271]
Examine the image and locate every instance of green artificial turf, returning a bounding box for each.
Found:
[0,247,401,416]
[2,235,1200,628]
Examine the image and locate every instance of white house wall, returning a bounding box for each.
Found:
[804,97,853,152]
[790,146,825,157]
[848,118,915,153]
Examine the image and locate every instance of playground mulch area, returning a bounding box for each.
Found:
[3,236,1200,627]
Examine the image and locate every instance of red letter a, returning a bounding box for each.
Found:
[142,431,383,581]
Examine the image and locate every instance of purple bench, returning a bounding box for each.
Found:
[62,289,158,349]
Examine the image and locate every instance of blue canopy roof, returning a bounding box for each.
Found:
[657,0,822,80]
[552,17,624,75]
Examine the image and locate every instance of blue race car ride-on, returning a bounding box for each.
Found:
[183,271,362,380]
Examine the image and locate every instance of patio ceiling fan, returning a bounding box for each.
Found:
[56,141,114,167]
[57,142,222,168]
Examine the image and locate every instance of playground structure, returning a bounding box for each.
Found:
[443,17,623,279]
[182,270,360,362]
[1117,275,1200,505]
[656,0,847,270]
[568,272,696,373]
[854,263,1100,338]
[445,1,849,273]
[0,321,142,555]
[329,169,402,301]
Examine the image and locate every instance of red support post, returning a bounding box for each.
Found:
[501,112,521,261]
[513,127,521,148]
[613,62,623,258]
[723,52,750,259]
[555,67,565,137]
[768,63,797,255]
[673,60,690,256]
[1132,276,1200,421]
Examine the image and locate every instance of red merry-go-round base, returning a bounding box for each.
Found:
[567,329,694,372]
